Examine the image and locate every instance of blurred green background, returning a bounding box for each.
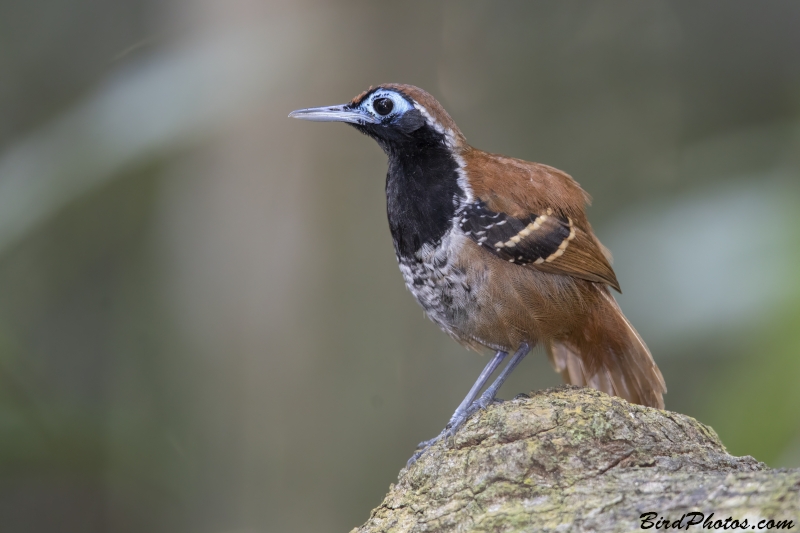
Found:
[1,0,799,531]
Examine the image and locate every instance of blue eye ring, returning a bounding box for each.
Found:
[363,90,413,119]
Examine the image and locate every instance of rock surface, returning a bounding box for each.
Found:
[353,386,800,533]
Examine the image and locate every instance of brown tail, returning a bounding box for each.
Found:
[546,290,666,409]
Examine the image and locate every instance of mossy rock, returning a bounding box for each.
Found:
[354,386,800,533]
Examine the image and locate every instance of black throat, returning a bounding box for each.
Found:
[365,121,464,259]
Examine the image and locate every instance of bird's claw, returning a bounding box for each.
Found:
[415,435,441,449]
[407,431,443,467]
[407,422,459,467]
[407,397,499,467]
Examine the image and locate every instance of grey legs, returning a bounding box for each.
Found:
[414,350,508,449]
[407,343,531,466]
[465,342,530,416]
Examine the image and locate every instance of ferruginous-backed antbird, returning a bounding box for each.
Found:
[289,84,666,465]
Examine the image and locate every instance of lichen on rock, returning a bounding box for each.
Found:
[353,386,800,533]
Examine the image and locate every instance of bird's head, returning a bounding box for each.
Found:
[289,84,466,154]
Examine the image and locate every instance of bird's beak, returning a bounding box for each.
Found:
[288,104,379,125]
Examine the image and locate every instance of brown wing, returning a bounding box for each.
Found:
[461,149,620,291]
[532,225,620,291]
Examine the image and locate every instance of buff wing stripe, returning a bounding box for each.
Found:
[458,201,575,266]
[458,200,620,290]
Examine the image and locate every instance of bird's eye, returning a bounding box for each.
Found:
[373,98,394,116]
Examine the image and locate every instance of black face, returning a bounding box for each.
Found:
[346,88,430,153]
[346,89,465,258]
[289,87,466,258]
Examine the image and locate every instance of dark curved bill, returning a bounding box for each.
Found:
[288,104,379,124]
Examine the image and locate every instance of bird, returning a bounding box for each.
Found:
[289,84,666,465]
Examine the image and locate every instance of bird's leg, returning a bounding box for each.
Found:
[415,350,507,448]
[407,350,507,466]
[464,342,531,417]
[439,350,509,439]
[407,345,530,466]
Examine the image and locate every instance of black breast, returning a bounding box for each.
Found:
[383,126,464,259]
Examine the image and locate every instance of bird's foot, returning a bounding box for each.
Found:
[464,391,501,418]
[407,420,461,467]
[407,431,444,467]
[406,396,504,467]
